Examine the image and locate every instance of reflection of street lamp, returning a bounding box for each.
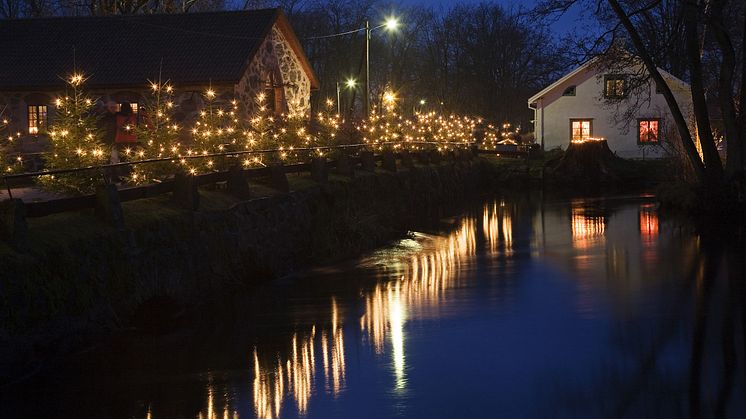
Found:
[365,16,400,117]
[336,78,357,115]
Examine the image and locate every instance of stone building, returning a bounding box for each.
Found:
[0,9,319,151]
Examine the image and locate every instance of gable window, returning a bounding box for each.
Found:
[604,75,626,98]
[27,104,47,134]
[562,85,576,96]
[570,119,592,142]
[638,118,660,144]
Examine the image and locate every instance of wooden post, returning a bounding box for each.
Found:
[336,153,355,178]
[400,150,415,168]
[95,183,125,229]
[228,165,251,199]
[417,150,430,165]
[360,151,376,172]
[173,173,200,211]
[269,162,290,192]
[0,198,28,252]
[311,157,328,183]
[382,150,397,172]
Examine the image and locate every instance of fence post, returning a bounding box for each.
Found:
[360,151,376,172]
[336,152,355,178]
[311,157,328,184]
[400,150,414,169]
[95,183,125,229]
[269,162,290,192]
[382,150,397,172]
[417,150,430,165]
[228,165,251,199]
[173,173,200,211]
[0,198,28,252]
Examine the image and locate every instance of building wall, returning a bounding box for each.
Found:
[235,25,312,117]
[533,65,694,159]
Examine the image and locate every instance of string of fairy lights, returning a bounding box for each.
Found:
[0,73,520,193]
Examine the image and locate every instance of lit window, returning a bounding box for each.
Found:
[571,119,592,142]
[116,102,139,114]
[27,105,47,134]
[562,85,576,96]
[638,119,660,143]
[604,75,626,98]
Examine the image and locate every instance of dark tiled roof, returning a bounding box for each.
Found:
[0,9,281,90]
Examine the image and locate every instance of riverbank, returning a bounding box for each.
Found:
[0,158,501,382]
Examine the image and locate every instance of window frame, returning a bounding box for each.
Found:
[637,118,662,145]
[569,118,593,142]
[603,74,627,99]
[27,104,48,135]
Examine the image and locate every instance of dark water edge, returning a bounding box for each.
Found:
[2,190,746,418]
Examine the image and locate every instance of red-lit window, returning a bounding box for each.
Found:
[570,119,592,142]
[638,119,660,143]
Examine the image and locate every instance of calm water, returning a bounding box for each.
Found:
[4,194,746,418]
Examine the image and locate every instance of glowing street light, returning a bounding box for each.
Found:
[365,16,400,117]
[337,78,358,115]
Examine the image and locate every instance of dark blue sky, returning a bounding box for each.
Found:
[395,0,587,37]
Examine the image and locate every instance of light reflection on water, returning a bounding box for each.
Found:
[4,195,745,418]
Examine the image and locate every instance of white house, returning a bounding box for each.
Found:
[528,59,694,159]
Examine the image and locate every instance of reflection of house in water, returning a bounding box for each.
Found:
[533,198,700,316]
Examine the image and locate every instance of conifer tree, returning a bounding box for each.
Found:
[130,80,182,183]
[39,74,107,195]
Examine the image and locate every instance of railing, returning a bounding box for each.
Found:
[0,142,480,250]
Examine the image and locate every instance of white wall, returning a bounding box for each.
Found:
[533,65,693,159]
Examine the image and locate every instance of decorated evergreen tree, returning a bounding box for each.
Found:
[39,74,107,195]
[242,92,279,167]
[0,109,24,173]
[190,88,242,173]
[130,80,183,183]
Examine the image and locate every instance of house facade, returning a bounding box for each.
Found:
[0,9,318,152]
[528,60,694,159]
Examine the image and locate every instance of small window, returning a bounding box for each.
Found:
[562,86,576,96]
[570,119,592,142]
[604,75,626,98]
[27,104,47,134]
[638,118,660,144]
[116,102,138,114]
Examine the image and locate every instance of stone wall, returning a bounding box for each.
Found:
[0,160,494,341]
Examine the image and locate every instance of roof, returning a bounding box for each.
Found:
[0,9,319,90]
[527,58,690,105]
[528,59,596,104]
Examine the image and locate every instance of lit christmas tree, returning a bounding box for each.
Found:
[0,110,23,173]
[190,88,240,173]
[242,92,279,167]
[130,80,182,183]
[39,73,107,195]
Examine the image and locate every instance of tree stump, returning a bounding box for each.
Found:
[545,140,626,185]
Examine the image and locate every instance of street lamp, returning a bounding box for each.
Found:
[336,78,357,115]
[365,16,400,118]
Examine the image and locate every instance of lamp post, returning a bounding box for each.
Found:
[336,78,358,116]
[364,17,399,118]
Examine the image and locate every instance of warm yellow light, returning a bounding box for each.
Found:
[346,78,357,89]
[383,91,397,104]
[205,89,216,99]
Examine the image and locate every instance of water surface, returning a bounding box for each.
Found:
[4,194,745,418]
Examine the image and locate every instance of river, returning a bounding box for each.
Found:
[3,193,745,418]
